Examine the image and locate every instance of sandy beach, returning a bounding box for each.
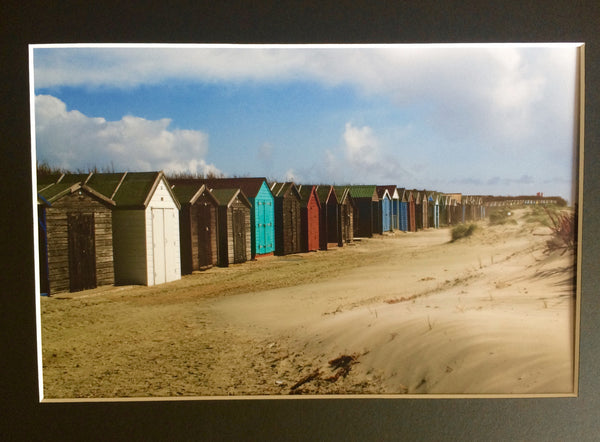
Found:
[40,208,576,398]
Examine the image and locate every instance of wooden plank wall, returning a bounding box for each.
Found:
[45,191,114,294]
[190,200,217,270]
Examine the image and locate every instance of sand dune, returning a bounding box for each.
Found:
[41,208,576,398]
[207,211,575,395]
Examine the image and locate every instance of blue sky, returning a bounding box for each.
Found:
[32,44,581,202]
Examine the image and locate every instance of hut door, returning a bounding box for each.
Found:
[309,201,319,250]
[152,208,167,285]
[340,205,348,242]
[67,213,96,292]
[197,204,212,268]
[232,209,246,263]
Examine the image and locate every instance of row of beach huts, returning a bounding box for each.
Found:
[36,171,561,296]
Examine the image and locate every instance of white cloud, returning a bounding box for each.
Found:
[319,122,414,185]
[33,45,578,154]
[34,94,220,175]
[284,168,299,182]
[343,122,379,166]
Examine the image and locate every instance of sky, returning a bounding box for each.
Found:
[31,44,581,202]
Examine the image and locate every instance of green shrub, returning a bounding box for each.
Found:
[488,208,517,225]
[451,223,477,242]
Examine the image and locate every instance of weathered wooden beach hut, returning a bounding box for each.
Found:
[210,188,252,266]
[405,190,416,232]
[92,171,182,286]
[385,186,401,230]
[376,186,394,232]
[414,191,423,230]
[170,180,219,274]
[37,174,116,294]
[200,178,274,259]
[348,185,378,238]
[429,193,440,229]
[444,193,462,225]
[297,185,321,252]
[270,182,302,255]
[421,191,430,229]
[316,185,339,249]
[333,186,356,245]
[438,195,449,227]
[396,188,408,232]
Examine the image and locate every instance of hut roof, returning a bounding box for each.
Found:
[38,180,115,206]
[296,185,321,207]
[38,182,76,202]
[109,172,157,208]
[348,185,378,200]
[168,179,218,206]
[376,186,391,200]
[315,185,336,204]
[333,186,350,203]
[85,173,127,200]
[199,177,269,199]
[210,188,252,208]
[58,172,93,185]
[377,185,397,199]
[270,182,301,199]
[36,172,65,187]
[98,171,181,210]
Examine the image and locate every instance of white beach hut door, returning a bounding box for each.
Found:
[163,208,179,282]
[152,208,166,285]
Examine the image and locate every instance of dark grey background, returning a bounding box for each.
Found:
[2,1,599,440]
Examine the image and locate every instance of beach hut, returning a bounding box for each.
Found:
[333,186,356,245]
[429,192,440,229]
[376,186,393,233]
[379,185,399,230]
[211,188,252,266]
[170,180,219,274]
[297,185,321,252]
[37,174,116,294]
[421,191,430,229]
[348,185,378,238]
[405,190,416,232]
[438,195,448,227]
[316,185,339,250]
[91,171,182,286]
[414,191,423,230]
[200,178,274,259]
[397,188,408,232]
[444,193,462,225]
[37,194,51,295]
[270,182,302,255]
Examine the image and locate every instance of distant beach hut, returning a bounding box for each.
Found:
[439,195,449,227]
[397,188,409,232]
[333,186,356,245]
[414,191,423,230]
[316,185,339,250]
[200,178,275,258]
[37,173,116,294]
[170,180,219,274]
[89,171,182,286]
[430,193,440,229]
[404,190,416,232]
[383,186,400,230]
[348,185,379,238]
[210,188,252,266]
[297,185,321,252]
[376,186,393,233]
[421,190,430,229]
[270,182,302,255]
